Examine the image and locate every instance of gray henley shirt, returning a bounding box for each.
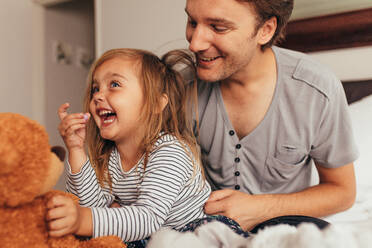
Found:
[195,46,359,194]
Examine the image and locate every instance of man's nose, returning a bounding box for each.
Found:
[188,26,210,53]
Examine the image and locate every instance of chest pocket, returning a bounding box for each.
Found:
[261,144,309,192]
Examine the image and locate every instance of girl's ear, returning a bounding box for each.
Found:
[157,93,169,113]
[257,16,277,46]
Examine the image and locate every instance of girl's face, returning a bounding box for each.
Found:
[89,56,144,145]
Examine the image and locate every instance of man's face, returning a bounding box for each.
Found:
[185,0,262,82]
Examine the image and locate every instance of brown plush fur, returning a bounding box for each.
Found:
[0,113,126,248]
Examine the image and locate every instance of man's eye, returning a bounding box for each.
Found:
[211,24,228,33]
[188,18,197,28]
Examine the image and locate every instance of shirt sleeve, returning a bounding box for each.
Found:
[65,159,115,207]
[91,143,193,242]
[310,78,359,167]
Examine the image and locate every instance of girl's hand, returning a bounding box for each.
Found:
[46,195,81,237]
[58,102,90,152]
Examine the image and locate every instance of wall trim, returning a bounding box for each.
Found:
[94,0,102,58]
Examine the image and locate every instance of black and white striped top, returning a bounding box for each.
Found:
[66,134,211,242]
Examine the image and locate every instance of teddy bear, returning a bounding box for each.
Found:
[0,112,126,248]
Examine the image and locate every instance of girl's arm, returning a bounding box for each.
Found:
[48,151,185,240]
[50,141,209,242]
[58,103,114,206]
[57,102,89,173]
[88,143,209,242]
[66,159,115,207]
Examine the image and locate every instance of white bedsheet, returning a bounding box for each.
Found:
[324,184,372,225]
[147,217,372,248]
[148,198,372,248]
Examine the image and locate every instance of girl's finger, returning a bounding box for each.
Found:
[64,123,87,136]
[49,226,72,237]
[58,103,70,120]
[62,113,89,126]
[59,116,89,135]
[46,205,68,221]
[48,216,69,231]
[47,195,69,209]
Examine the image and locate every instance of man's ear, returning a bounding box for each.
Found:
[257,16,277,46]
[157,93,169,113]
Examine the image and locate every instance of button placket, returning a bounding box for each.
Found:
[233,140,241,190]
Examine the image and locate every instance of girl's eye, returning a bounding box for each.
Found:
[92,86,99,94]
[110,81,120,88]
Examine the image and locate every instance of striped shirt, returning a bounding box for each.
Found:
[66,134,211,242]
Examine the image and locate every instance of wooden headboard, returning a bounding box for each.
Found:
[280,8,372,53]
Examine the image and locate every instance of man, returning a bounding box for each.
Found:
[185,0,359,231]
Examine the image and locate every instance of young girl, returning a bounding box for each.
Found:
[46,48,211,246]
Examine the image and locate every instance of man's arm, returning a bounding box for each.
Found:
[204,162,356,231]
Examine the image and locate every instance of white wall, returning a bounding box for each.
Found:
[309,46,372,81]
[1,0,94,191]
[44,0,95,190]
[95,0,188,57]
[292,0,372,20]
[0,0,41,121]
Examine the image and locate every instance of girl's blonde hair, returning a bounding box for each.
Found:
[83,48,200,188]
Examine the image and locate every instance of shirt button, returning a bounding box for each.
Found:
[234,157,240,163]
[235,171,240,176]
[236,144,241,149]
[235,185,240,190]
[229,130,235,136]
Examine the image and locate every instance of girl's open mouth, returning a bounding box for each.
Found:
[98,109,117,124]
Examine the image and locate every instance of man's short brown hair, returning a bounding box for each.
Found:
[241,0,294,50]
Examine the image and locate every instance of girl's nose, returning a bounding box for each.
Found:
[92,90,104,103]
[188,26,210,53]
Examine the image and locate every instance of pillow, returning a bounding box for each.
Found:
[323,94,372,224]
[348,94,372,188]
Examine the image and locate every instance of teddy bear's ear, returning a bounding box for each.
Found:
[0,112,50,207]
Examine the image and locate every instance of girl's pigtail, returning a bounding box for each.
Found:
[160,50,204,183]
